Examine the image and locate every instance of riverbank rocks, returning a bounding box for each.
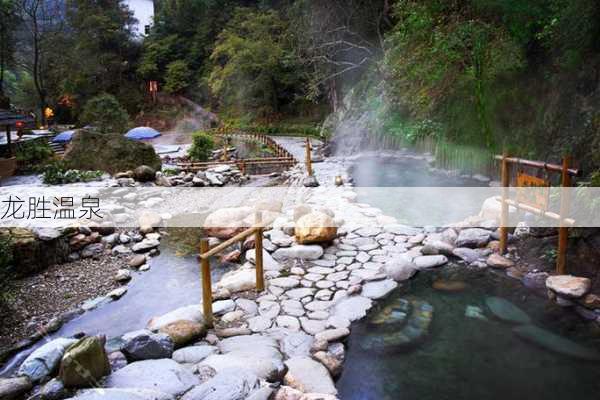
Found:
[138,212,162,234]
[133,165,156,182]
[284,357,337,395]
[204,207,253,239]
[59,336,110,388]
[147,305,204,331]
[384,258,417,282]
[273,245,324,261]
[546,275,591,299]
[181,368,259,400]
[159,320,206,347]
[332,296,373,322]
[68,388,175,400]
[295,212,337,244]
[216,267,257,293]
[18,338,77,382]
[0,377,32,399]
[105,359,198,397]
[200,335,285,381]
[121,330,174,361]
[456,228,491,248]
[361,279,398,299]
[172,345,217,364]
[414,255,448,269]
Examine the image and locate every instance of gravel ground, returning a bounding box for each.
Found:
[0,255,128,353]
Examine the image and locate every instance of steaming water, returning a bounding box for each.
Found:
[338,267,600,400]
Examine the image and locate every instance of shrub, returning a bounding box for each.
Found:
[42,161,103,185]
[0,234,12,273]
[189,131,215,161]
[15,140,54,168]
[81,93,130,134]
[164,60,192,94]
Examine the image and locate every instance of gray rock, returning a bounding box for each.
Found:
[67,389,174,400]
[246,249,282,271]
[172,345,217,364]
[413,255,448,269]
[456,228,491,248]
[132,239,160,253]
[272,245,324,261]
[361,279,398,299]
[181,368,259,400]
[332,296,373,322]
[299,318,327,335]
[546,275,591,298]
[105,359,197,397]
[268,277,300,288]
[37,378,65,400]
[34,228,62,241]
[384,258,417,282]
[384,224,422,236]
[279,331,314,359]
[283,357,337,395]
[248,316,273,332]
[18,338,77,382]
[452,248,482,263]
[147,305,204,331]
[286,288,315,299]
[0,377,32,399]
[122,330,174,361]
[81,243,105,258]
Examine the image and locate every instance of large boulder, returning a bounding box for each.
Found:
[159,320,206,347]
[133,165,156,182]
[121,330,174,361]
[283,357,337,395]
[64,130,161,174]
[0,377,32,400]
[105,359,198,397]
[204,207,253,239]
[295,212,337,244]
[18,338,78,382]
[216,267,257,293]
[59,336,111,388]
[272,245,324,261]
[147,305,204,331]
[546,275,591,299]
[180,368,259,400]
[384,257,417,282]
[456,228,491,248]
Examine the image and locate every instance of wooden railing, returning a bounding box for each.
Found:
[198,212,265,327]
[496,154,580,274]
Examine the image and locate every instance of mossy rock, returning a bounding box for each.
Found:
[64,130,161,174]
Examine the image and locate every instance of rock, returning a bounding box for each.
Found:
[523,272,549,291]
[132,239,160,253]
[67,388,175,400]
[109,351,128,372]
[546,275,591,299]
[181,368,259,400]
[269,277,300,289]
[276,316,301,331]
[216,268,257,293]
[513,325,600,361]
[81,243,105,259]
[361,279,398,299]
[293,205,312,222]
[452,248,481,263]
[172,345,217,364]
[486,253,515,269]
[299,318,327,335]
[37,378,66,400]
[295,212,337,244]
[18,338,77,382]
[384,224,422,236]
[246,249,282,271]
[582,294,600,310]
[314,328,350,343]
[273,245,324,261]
[220,249,241,263]
[114,269,132,282]
[312,351,343,378]
[384,258,417,282]
[159,320,206,347]
[413,255,448,269]
[204,207,253,239]
[248,316,273,332]
[286,288,316,299]
[34,228,62,241]
[133,165,156,182]
[121,330,174,361]
[138,212,162,234]
[280,331,314,359]
[284,357,337,395]
[201,335,285,381]
[422,240,454,256]
[432,280,467,292]
[267,229,294,247]
[129,255,147,268]
[0,377,32,399]
[108,287,128,300]
[259,301,281,319]
[303,176,320,187]
[485,297,531,324]
[332,296,373,322]
[456,228,491,248]
[105,359,198,397]
[59,336,110,388]
[147,305,204,331]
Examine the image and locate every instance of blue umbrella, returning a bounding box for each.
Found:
[53,130,76,143]
[125,127,161,140]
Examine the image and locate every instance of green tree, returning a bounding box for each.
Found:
[0,0,17,103]
[188,131,215,161]
[208,8,300,117]
[164,60,192,94]
[81,93,130,134]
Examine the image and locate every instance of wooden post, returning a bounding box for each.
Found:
[305,137,313,177]
[5,125,12,157]
[556,156,572,274]
[499,153,510,254]
[254,211,265,292]
[200,239,213,328]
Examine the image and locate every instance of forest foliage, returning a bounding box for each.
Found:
[1,0,598,170]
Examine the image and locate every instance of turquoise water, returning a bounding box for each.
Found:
[337,267,600,400]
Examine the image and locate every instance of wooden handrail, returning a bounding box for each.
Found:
[493,155,580,177]
[198,211,265,328]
